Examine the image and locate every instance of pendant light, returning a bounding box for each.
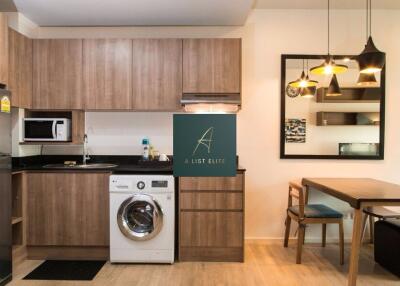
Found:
[357,73,378,86]
[310,0,348,75]
[300,86,316,98]
[289,59,318,88]
[326,74,341,96]
[357,0,385,74]
[300,60,318,98]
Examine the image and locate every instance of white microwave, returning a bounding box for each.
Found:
[23,118,71,141]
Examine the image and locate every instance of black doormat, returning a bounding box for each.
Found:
[23,260,106,281]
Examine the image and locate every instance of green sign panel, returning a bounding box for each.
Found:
[173,114,236,177]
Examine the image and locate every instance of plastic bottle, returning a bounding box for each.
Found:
[142,138,150,161]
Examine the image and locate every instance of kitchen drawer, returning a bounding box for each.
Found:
[180,174,243,191]
[180,192,243,211]
[180,211,243,247]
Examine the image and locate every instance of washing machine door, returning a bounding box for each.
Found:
[117,194,163,241]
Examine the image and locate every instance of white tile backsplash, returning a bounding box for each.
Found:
[85,112,173,155]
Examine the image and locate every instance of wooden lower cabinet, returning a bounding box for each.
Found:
[179,172,245,262]
[26,172,110,258]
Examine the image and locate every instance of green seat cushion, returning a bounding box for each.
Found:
[288,204,343,218]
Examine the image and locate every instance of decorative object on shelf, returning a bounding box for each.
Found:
[286,85,300,98]
[310,0,348,75]
[357,73,378,87]
[300,86,316,98]
[289,59,318,88]
[357,0,385,74]
[285,119,306,143]
[326,74,342,96]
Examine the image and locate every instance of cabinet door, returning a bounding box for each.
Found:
[132,39,182,110]
[180,211,243,247]
[8,29,32,108]
[183,39,241,93]
[0,13,8,86]
[27,172,110,246]
[33,39,83,109]
[83,39,132,109]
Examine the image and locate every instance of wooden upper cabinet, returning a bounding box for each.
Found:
[183,39,241,94]
[0,13,8,87]
[33,39,83,109]
[8,29,32,108]
[83,39,132,110]
[132,39,182,111]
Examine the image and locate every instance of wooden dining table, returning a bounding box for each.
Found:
[302,178,400,286]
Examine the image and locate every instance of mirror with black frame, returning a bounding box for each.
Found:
[280,54,385,159]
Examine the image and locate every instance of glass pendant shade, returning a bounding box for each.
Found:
[300,86,316,98]
[358,36,385,74]
[310,57,348,75]
[288,71,318,88]
[357,72,378,87]
[326,74,341,96]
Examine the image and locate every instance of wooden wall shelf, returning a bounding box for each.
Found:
[12,217,23,225]
[316,112,380,126]
[316,87,381,103]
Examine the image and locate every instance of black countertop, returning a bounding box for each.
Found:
[12,155,245,174]
[12,155,173,174]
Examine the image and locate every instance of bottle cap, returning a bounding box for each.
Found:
[142,138,149,145]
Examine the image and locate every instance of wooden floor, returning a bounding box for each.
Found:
[10,240,399,286]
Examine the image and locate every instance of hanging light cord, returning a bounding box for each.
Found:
[369,0,372,38]
[327,0,330,55]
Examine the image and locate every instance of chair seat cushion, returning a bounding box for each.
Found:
[288,204,343,218]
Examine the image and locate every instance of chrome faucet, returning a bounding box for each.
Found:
[83,134,90,165]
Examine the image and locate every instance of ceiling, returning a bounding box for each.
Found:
[255,0,400,10]
[11,0,399,27]
[13,0,253,26]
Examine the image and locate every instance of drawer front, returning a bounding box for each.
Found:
[180,174,243,191]
[180,211,243,247]
[180,192,243,210]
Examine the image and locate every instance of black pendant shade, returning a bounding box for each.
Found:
[357,72,378,86]
[326,74,341,96]
[300,86,316,98]
[358,36,385,74]
[358,0,385,74]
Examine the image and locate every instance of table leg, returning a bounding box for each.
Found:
[348,208,363,286]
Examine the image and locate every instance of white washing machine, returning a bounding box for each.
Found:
[109,175,175,263]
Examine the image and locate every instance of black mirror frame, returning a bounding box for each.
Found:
[280,54,385,160]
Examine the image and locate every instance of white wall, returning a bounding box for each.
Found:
[20,9,400,240]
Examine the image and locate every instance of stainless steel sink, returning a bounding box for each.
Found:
[43,163,118,169]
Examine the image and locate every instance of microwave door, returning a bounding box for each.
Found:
[24,120,55,141]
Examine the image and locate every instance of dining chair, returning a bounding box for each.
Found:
[361,206,400,244]
[283,181,344,265]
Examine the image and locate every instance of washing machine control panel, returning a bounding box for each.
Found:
[137,181,145,190]
[151,180,168,188]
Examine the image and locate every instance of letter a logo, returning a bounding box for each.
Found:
[192,127,214,155]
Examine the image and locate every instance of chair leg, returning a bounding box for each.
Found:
[339,220,344,265]
[284,215,291,247]
[369,216,375,244]
[360,214,368,244]
[296,224,306,264]
[322,224,327,247]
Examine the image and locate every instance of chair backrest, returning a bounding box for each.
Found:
[288,181,306,219]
